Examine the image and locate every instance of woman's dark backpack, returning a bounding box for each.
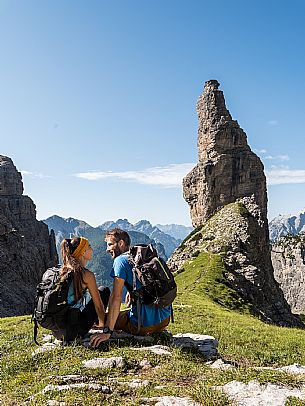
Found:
[127,243,176,305]
[32,267,73,344]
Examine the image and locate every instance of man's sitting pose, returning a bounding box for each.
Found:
[90,228,171,347]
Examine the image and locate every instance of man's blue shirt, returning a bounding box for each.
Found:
[110,254,171,327]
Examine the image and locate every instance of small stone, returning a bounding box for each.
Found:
[46,401,66,406]
[127,379,149,388]
[141,396,200,405]
[49,375,88,383]
[42,334,54,343]
[209,358,236,370]
[173,333,218,358]
[216,379,305,405]
[31,343,58,356]
[42,383,111,393]
[278,364,305,375]
[139,359,153,369]
[131,345,172,356]
[82,357,126,369]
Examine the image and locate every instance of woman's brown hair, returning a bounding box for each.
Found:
[60,237,85,302]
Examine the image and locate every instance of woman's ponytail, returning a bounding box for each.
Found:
[60,237,85,301]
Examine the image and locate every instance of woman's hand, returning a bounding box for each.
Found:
[92,321,104,330]
[125,292,131,306]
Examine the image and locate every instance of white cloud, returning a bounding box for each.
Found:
[254,148,268,154]
[264,155,289,161]
[21,170,50,179]
[74,163,195,188]
[266,169,305,185]
[268,120,279,126]
[74,163,305,188]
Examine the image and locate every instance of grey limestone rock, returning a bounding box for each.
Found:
[27,383,111,402]
[172,333,218,358]
[208,358,236,370]
[169,81,303,328]
[169,202,303,327]
[130,345,172,356]
[216,379,305,406]
[82,356,126,369]
[0,155,58,317]
[183,80,267,227]
[141,396,200,406]
[272,234,305,313]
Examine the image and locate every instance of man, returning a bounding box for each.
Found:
[90,228,171,347]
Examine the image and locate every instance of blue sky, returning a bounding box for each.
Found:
[0,0,304,226]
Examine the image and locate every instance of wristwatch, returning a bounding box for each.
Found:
[102,326,113,335]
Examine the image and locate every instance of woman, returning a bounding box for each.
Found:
[60,236,110,342]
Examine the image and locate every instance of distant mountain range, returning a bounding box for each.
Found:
[42,215,192,284]
[99,218,191,258]
[269,208,305,241]
[155,223,193,241]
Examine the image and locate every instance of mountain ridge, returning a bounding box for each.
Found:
[269,207,305,241]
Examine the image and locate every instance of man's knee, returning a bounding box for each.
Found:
[98,286,110,308]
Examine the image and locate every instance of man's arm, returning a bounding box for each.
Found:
[90,276,124,347]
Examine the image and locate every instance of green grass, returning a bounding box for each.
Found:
[2,251,305,405]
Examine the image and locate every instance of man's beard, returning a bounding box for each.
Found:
[112,246,122,258]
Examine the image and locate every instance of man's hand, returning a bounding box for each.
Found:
[90,332,111,348]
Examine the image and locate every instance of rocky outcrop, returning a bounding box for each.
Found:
[269,208,305,241]
[183,80,267,227]
[271,234,305,314]
[0,155,58,317]
[169,201,303,327]
[170,80,303,327]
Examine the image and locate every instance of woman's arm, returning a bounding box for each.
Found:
[83,270,106,327]
[90,276,124,347]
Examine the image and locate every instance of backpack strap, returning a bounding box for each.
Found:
[136,297,142,334]
[170,305,174,324]
[132,265,142,334]
[124,263,143,334]
[32,315,40,345]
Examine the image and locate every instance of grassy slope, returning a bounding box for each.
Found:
[2,252,305,405]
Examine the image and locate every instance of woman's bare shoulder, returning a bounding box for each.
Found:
[82,269,95,283]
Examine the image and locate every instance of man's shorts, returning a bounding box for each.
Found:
[114,310,170,335]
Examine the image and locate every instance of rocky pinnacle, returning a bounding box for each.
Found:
[183,80,267,227]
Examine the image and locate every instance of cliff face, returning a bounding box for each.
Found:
[183,80,267,227]
[169,80,302,328]
[271,234,305,314]
[0,155,58,317]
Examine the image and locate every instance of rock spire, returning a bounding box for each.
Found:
[169,81,303,328]
[184,80,267,227]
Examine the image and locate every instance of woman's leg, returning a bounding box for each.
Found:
[78,286,110,336]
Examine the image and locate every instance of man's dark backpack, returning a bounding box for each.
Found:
[32,267,72,344]
[127,244,177,330]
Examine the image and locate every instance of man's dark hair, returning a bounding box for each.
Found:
[105,228,131,247]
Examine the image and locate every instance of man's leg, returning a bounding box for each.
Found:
[114,310,131,332]
[114,312,170,336]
